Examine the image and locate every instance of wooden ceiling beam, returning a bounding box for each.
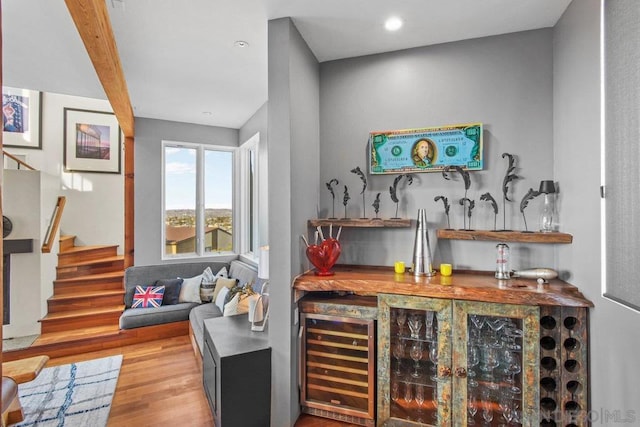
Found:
[64,0,134,137]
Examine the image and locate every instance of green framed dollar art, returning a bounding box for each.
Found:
[369,122,483,174]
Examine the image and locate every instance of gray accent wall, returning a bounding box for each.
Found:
[268,18,320,426]
[319,30,556,272]
[555,0,640,419]
[133,117,238,266]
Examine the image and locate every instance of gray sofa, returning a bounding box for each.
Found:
[120,260,259,348]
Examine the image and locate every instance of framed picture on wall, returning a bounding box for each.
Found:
[2,87,43,149]
[63,108,121,174]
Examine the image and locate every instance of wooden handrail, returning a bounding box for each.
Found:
[2,150,36,170]
[42,197,66,253]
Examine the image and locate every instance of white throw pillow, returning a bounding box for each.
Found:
[215,286,230,312]
[178,273,203,303]
[223,293,240,316]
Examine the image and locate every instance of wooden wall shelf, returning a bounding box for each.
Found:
[308,218,411,228]
[436,229,573,244]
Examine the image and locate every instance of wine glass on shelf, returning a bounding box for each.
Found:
[485,317,506,348]
[481,346,500,390]
[498,390,513,426]
[468,391,478,425]
[429,343,439,382]
[410,341,423,378]
[404,381,413,405]
[431,386,439,422]
[425,310,435,340]
[415,384,425,423]
[391,381,400,403]
[393,339,406,377]
[469,314,485,346]
[502,323,523,351]
[503,350,522,394]
[408,313,423,340]
[396,309,407,337]
[468,345,480,388]
[481,388,494,423]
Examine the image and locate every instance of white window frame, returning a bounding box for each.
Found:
[238,133,260,262]
[161,140,236,260]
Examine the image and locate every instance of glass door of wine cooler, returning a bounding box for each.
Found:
[378,294,452,426]
[453,300,540,427]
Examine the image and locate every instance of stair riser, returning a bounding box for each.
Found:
[47,294,125,313]
[59,236,76,252]
[56,260,125,279]
[54,281,123,295]
[58,247,119,266]
[40,312,122,334]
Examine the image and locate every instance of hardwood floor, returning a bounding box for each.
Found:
[41,335,356,427]
[45,335,213,427]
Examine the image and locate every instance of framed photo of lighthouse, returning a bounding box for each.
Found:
[63,108,121,174]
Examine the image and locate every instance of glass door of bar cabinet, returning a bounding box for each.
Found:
[453,300,540,426]
[378,294,453,426]
[378,294,540,426]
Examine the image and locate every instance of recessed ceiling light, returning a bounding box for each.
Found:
[384,16,403,32]
[384,16,403,31]
[202,111,213,116]
[234,40,249,48]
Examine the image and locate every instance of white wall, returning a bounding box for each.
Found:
[2,170,58,338]
[4,92,124,251]
[555,0,640,421]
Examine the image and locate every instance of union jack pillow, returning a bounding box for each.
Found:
[132,286,165,308]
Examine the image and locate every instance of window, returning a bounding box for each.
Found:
[163,141,234,258]
[239,133,260,258]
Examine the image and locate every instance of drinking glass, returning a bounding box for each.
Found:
[425,310,435,340]
[408,313,423,339]
[481,389,494,423]
[467,345,480,388]
[502,323,523,350]
[396,309,407,337]
[393,339,406,376]
[431,386,439,422]
[429,343,439,381]
[481,346,500,389]
[485,317,506,348]
[410,341,423,378]
[469,314,485,346]
[404,381,413,404]
[468,391,478,425]
[415,384,425,422]
[391,381,400,402]
[504,351,522,394]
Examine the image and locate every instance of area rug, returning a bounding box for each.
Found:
[15,355,123,427]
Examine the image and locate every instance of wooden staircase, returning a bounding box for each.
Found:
[38,235,125,338]
[3,235,192,362]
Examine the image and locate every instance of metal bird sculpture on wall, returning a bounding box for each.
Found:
[325,179,339,218]
[480,192,499,231]
[351,166,368,218]
[501,153,519,230]
[434,195,451,229]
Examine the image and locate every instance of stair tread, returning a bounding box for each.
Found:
[54,271,124,284]
[34,325,122,346]
[40,305,125,321]
[48,290,125,301]
[59,244,119,254]
[56,255,124,269]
